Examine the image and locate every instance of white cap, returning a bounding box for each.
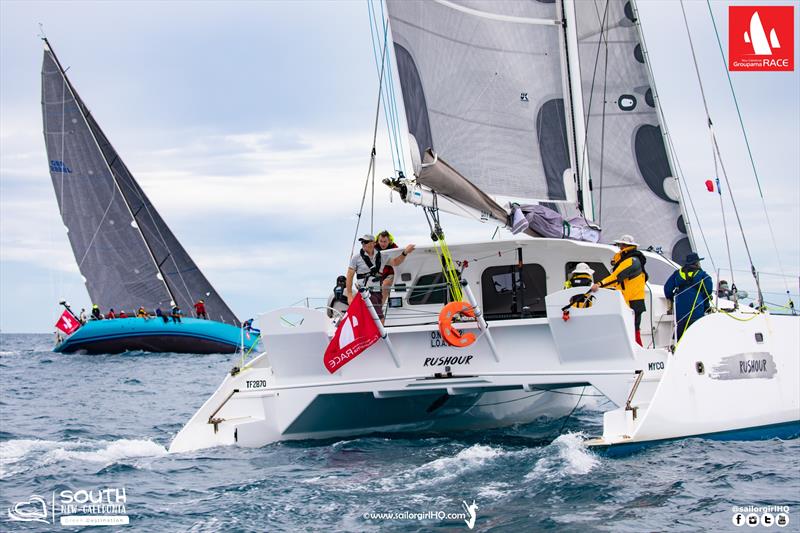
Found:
[571,262,595,275]
[613,234,638,246]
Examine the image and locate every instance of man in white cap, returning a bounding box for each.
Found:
[591,234,648,346]
[345,234,415,322]
[564,262,595,288]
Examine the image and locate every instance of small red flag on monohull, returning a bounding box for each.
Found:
[705,178,719,193]
[323,293,380,373]
[55,309,81,335]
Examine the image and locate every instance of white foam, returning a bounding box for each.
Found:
[0,438,167,478]
[382,444,506,490]
[477,481,512,500]
[526,433,598,480]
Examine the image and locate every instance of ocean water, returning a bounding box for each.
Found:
[1,333,798,532]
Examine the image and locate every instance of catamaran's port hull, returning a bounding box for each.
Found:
[54,318,258,355]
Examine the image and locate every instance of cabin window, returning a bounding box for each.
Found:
[481,264,547,319]
[565,261,610,282]
[407,272,449,305]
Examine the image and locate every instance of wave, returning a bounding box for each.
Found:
[381,444,509,490]
[0,438,167,478]
[525,433,598,480]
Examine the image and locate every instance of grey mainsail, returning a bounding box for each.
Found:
[41,41,239,324]
[571,0,691,262]
[387,0,575,202]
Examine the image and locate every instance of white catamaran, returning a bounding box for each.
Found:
[170,0,798,453]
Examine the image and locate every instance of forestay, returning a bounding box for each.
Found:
[41,43,240,324]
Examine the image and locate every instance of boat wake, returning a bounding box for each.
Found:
[0,438,167,478]
[526,433,599,480]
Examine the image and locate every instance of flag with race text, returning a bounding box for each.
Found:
[55,309,81,335]
[323,293,380,374]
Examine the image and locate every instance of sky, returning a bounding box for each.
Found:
[1,0,798,333]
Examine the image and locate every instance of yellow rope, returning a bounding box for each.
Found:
[433,233,463,302]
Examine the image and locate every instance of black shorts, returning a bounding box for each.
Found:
[369,291,384,320]
[629,299,646,330]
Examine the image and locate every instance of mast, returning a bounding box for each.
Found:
[43,38,178,307]
[558,0,591,218]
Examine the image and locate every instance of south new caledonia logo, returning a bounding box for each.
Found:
[728,5,795,71]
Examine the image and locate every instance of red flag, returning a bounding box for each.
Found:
[323,293,381,373]
[55,309,81,335]
[705,179,716,192]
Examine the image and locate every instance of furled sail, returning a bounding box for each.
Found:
[571,0,691,262]
[41,41,240,324]
[386,0,576,203]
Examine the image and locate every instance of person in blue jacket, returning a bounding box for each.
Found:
[664,252,713,340]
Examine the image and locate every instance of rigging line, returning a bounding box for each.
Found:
[705,0,789,294]
[712,133,763,305]
[367,1,401,173]
[597,1,609,226]
[378,0,407,174]
[351,17,390,258]
[665,133,717,272]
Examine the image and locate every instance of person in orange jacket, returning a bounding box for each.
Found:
[591,235,648,346]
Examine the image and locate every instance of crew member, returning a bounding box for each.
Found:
[155,308,169,323]
[171,305,183,323]
[664,252,713,340]
[90,304,103,321]
[717,280,732,299]
[591,235,648,346]
[194,299,208,319]
[376,230,399,305]
[79,308,87,323]
[118,309,128,319]
[564,263,594,288]
[326,275,349,319]
[107,308,116,319]
[346,233,415,323]
[136,306,149,318]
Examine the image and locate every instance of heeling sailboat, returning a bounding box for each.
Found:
[41,39,257,355]
[169,0,796,453]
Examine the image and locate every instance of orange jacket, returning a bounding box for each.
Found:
[599,246,647,304]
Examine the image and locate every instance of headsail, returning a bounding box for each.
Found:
[41,41,240,324]
[386,0,577,203]
[570,0,692,262]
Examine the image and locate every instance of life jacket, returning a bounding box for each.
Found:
[377,242,398,277]
[357,249,383,287]
[564,272,593,288]
[601,246,647,304]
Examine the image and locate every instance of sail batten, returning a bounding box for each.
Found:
[42,41,240,324]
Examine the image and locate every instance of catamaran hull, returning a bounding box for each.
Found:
[54,318,258,355]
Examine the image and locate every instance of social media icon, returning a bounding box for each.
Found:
[747,513,760,527]
[776,513,789,527]
[762,513,774,527]
[732,513,745,527]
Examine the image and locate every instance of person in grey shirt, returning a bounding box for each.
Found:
[346,233,415,321]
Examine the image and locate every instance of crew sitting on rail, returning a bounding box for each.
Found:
[90,304,103,321]
[326,275,349,319]
[106,308,116,319]
[171,305,183,323]
[155,308,169,323]
[136,306,150,318]
[591,235,648,346]
[664,252,713,341]
[346,233,415,324]
[564,263,595,288]
[118,309,128,318]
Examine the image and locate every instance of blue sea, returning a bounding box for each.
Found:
[1,333,798,531]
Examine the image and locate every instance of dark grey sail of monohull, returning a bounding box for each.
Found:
[41,40,239,325]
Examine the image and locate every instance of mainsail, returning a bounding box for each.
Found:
[386,0,577,203]
[385,0,693,260]
[41,40,240,324]
[571,0,691,262]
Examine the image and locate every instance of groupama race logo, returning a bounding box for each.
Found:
[729,6,794,71]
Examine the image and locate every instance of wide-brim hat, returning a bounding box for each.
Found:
[359,234,375,243]
[613,234,638,247]
[684,252,704,266]
[571,262,595,275]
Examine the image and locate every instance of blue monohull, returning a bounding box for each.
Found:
[55,318,259,355]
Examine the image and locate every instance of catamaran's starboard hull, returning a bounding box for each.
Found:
[54,318,258,355]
